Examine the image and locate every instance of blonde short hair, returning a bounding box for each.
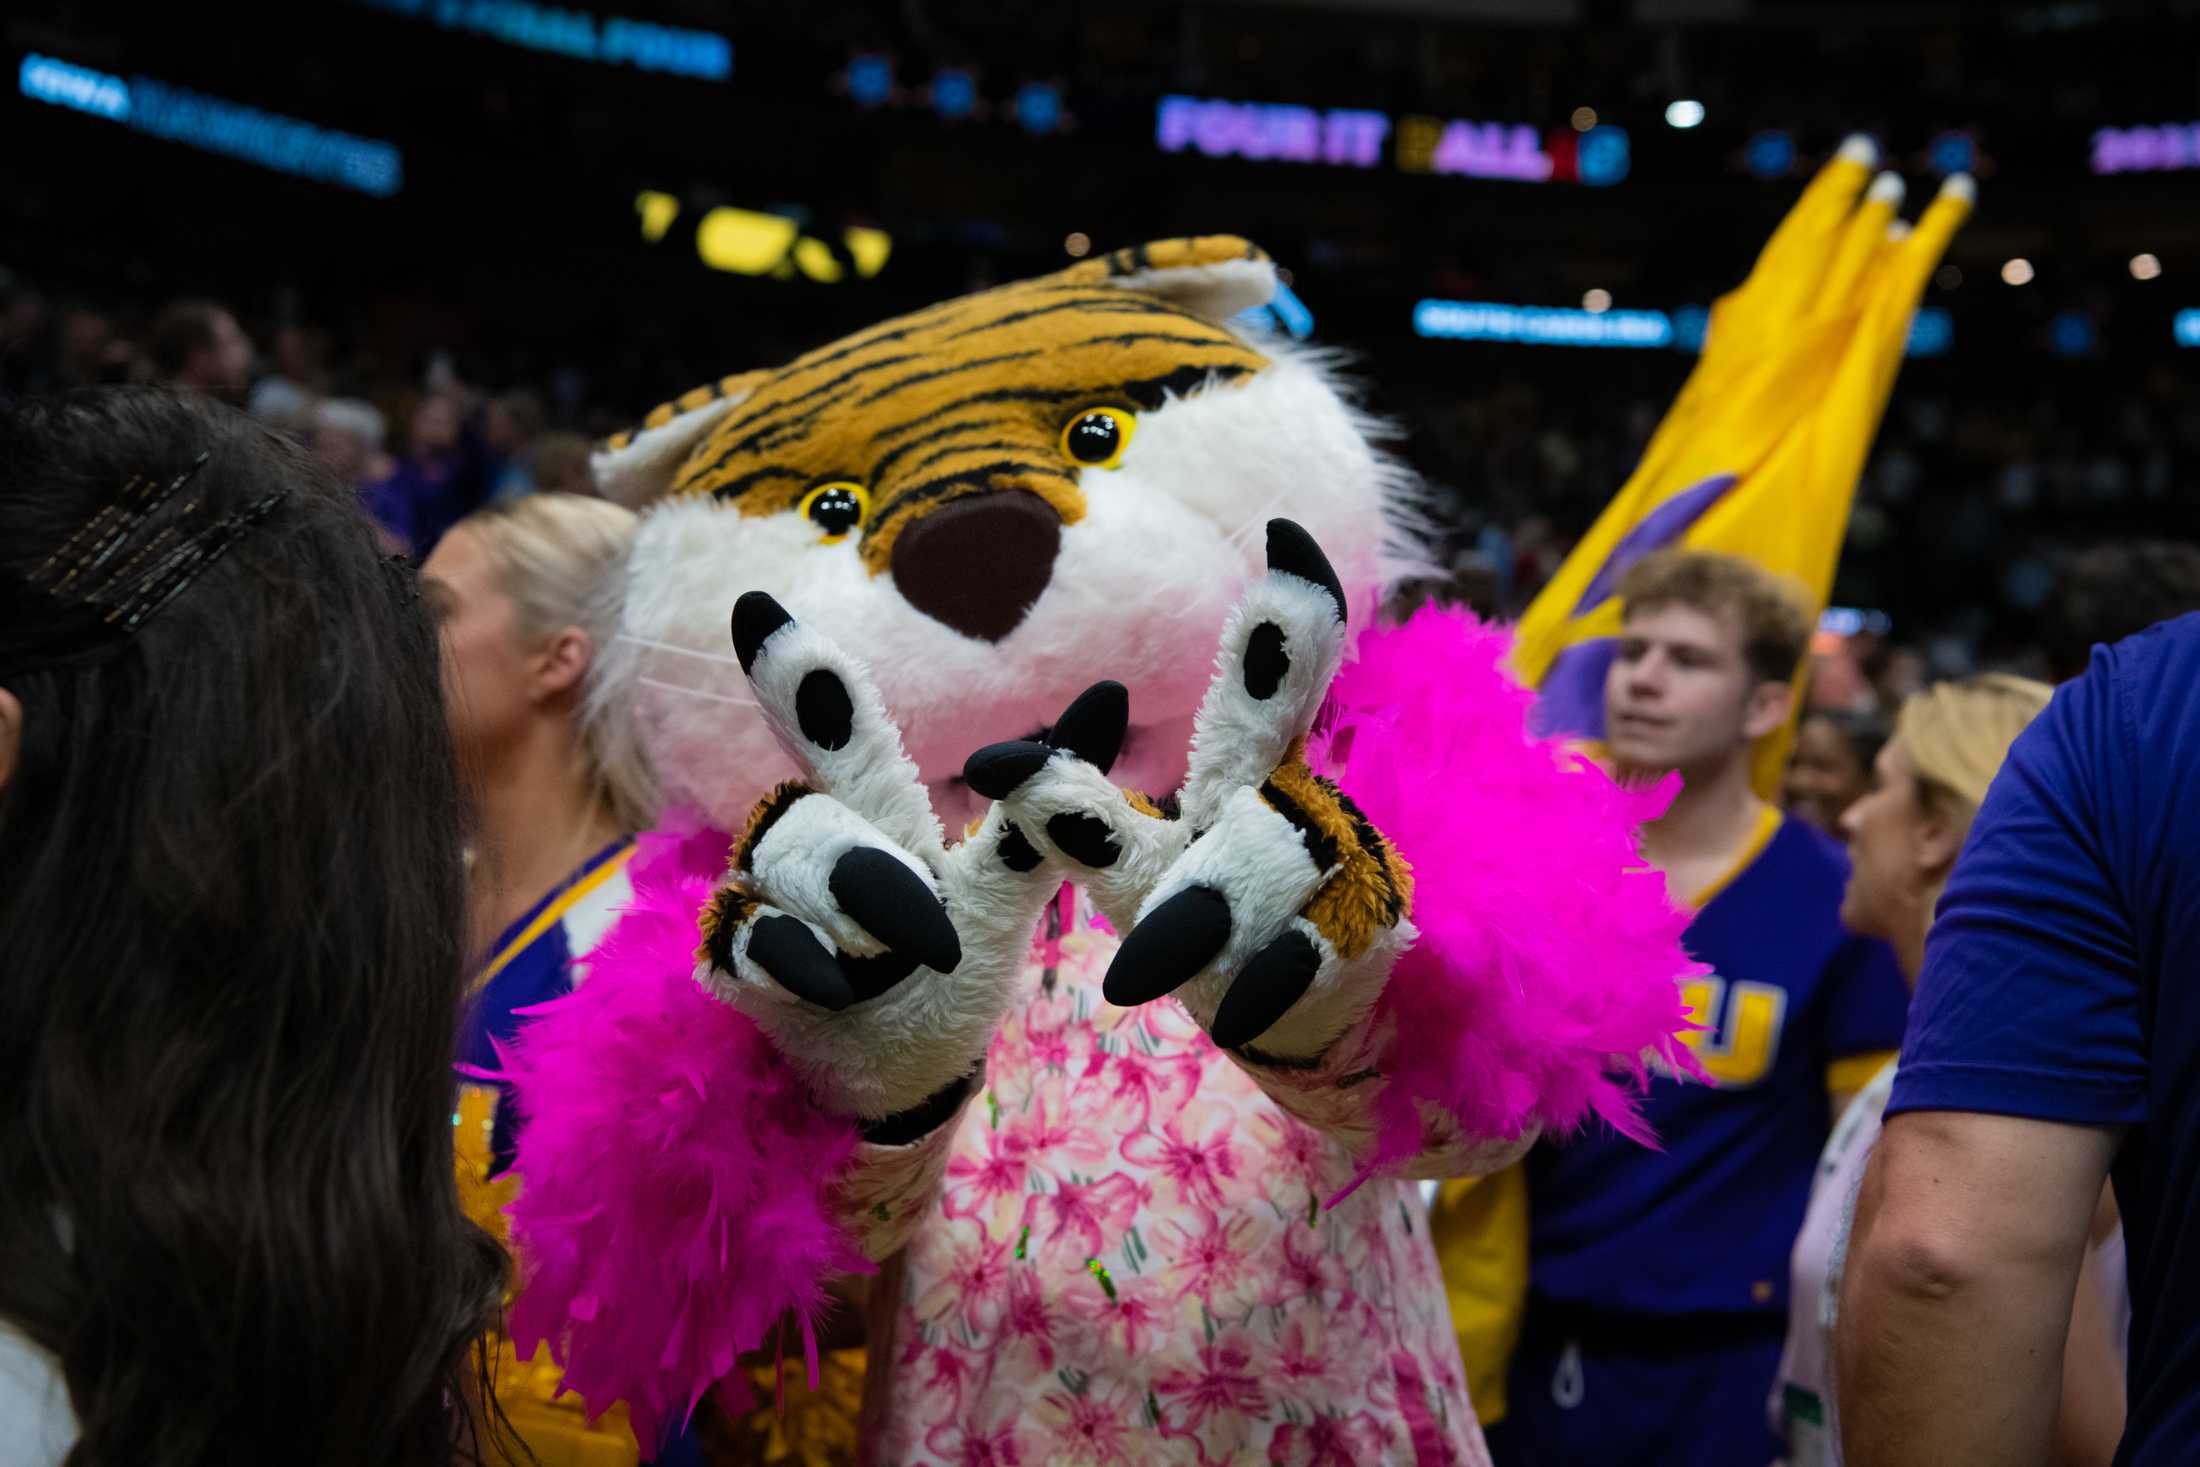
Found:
[1896,673,2054,834]
[456,493,658,832]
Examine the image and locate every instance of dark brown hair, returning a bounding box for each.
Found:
[0,388,508,1464]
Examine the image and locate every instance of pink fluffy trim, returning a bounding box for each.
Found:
[494,815,867,1448]
[1316,605,1706,1177]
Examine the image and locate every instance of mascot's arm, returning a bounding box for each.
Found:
[495,600,1114,1447]
[974,521,1706,1194]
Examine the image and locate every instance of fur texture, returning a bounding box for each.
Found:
[1311,604,1708,1175]
[591,344,1427,837]
[501,611,1699,1438]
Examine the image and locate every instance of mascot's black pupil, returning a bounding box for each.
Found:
[808,487,864,534]
[1066,411,1121,464]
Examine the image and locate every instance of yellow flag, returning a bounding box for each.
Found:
[1510,139,1973,797]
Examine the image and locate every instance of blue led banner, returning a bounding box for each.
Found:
[20,54,403,196]
[352,0,731,82]
[1415,298,1951,357]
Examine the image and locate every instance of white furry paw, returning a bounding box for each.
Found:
[695,593,1070,1123]
[976,520,1416,1060]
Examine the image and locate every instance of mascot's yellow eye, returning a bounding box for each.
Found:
[1061,406,1136,469]
[798,482,869,543]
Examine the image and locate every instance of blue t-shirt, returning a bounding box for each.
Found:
[1528,815,1910,1319]
[1889,616,2200,1466]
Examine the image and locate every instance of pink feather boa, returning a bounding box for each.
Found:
[1310,605,1704,1183]
[494,817,869,1448]
[494,607,1700,1442]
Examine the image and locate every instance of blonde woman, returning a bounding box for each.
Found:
[1773,674,2120,1466]
[422,493,665,1465]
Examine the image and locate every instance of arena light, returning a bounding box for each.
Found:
[2174,310,2200,347]
[19,53,402,196]
[1745,129,1795,179]
[931,69,977,121]
[1571,106,1597,132]
[1063,231,1091,258]
[1156,95,1626,184]
[1014,81,1063,135]
[1582,288,1612,313]
[2132,253,2163,281]
[1414,300,1674,348]
[1156,95,1390,168]
[349,0,729,81]
[638,191,891,282]
[846,54,894,107]
[1419,298,1950,358]
[2092,123,2200,175]
[2001,258,2035,286]
[1664,99,1705,129]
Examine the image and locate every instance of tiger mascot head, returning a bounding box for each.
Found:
[591,236,1425,832]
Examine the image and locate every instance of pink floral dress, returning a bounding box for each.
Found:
[834,890,1518,1466]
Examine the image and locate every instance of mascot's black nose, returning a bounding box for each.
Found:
[890,491,1061,642]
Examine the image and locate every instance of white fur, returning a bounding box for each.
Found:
[745,794,931,957]
[1178,571,1345,832]
[595,343,1427,836]
[1140,783,1326,987]
[591,394,744,508]
[744,616,945,862]
[991,753,1192,933]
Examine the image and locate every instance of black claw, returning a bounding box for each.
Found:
[732,592,794,674]
[997,820,1043,872]
[1103,885,1232,1007]
[1210,928,1322,1049]
[796,669,855,750]
[1046,681,1129,773]
[831,847,962,973]
[963,740,1053,800]
[1265,519,1347,625]
[748,914,855,1011]
[1046,812,1121,868]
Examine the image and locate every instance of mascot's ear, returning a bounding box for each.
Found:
[591,372,767,508]
[1057,236,1279,323]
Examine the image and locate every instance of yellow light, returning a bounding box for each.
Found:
[792,236,845,283]
[635,189,679,243]
[1396,114,1442,172]
[1571,106,1598,132]
[845,226,892,277]
[2000,257,2034,286]
[1063,231,1091,257]
[695,207,799,275]
[2131,253,2162,281]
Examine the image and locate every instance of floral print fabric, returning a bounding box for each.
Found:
[845,891,1498,1466]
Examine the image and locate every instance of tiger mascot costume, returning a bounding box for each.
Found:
[494,237,1701,1466]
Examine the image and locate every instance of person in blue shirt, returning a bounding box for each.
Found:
[1488,550,1910,1467]
[1839,613,2200,1466]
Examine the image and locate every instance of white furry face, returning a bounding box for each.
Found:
[599,344,1425,835]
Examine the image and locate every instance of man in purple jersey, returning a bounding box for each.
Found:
[1491,551,1909,1467]
[1841,614,2200,1466]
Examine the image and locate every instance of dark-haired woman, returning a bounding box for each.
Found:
[0,388,506,1464]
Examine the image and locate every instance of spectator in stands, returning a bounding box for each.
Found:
[379,392,492,555]
[527,432,598,498]
[1839,615,2200,1466]
[484,390,548,499]
[147,299,253,399]
[2045,539,2200,681]
[1783,709,1891,838]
